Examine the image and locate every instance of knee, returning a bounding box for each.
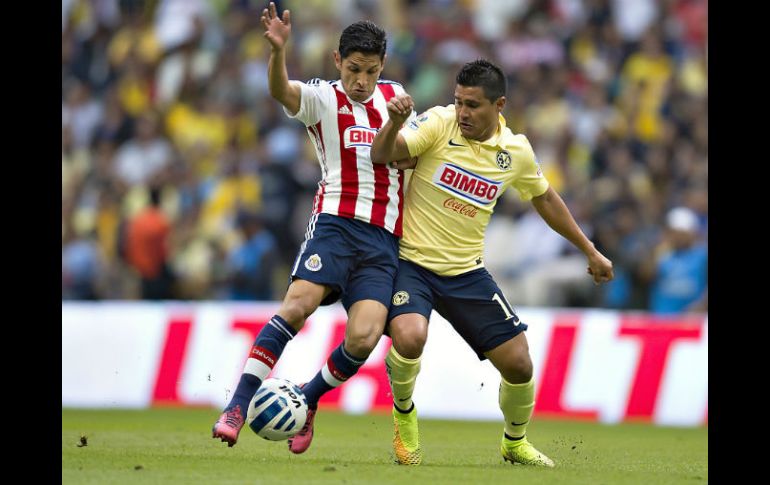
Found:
[391,323,427,359]
[278,295,318,331]
[500,353,533,384]
[344,327,380,358]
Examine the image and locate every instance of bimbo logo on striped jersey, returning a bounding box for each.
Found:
[433,163,503,205]
[343,125,378,149]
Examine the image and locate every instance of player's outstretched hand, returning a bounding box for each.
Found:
[387,93,414,126]
[261,2,291,51]
[586,251,614,285]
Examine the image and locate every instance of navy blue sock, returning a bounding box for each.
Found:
[302,343,367,408]
[226,315,297,415]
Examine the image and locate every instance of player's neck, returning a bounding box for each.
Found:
[469,122,500,143]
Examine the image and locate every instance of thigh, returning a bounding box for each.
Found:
[484,331,533,383]
[342,223,400,311]
[387,259,435,324]
[343,261,398,313]
[436,269,528,361]
[281,278,331,311]
[290,214,357,306]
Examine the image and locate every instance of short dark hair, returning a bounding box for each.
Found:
[338,21,387,60]
[456,59,507,102]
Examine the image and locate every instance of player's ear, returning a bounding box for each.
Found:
[496,96,506,112]
[334,51,342,70]
[380,53,387,70]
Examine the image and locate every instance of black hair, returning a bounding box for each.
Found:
[338,21,387,60]
[456,59,507,102]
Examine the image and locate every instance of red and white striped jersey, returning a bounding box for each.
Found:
[284,79,408,236]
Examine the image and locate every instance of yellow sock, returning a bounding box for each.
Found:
[499,376,535,439]
[385,346,421,411]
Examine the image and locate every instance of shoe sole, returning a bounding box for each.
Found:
[212,428,237,447]
[502,451,554,467]
[394,452,422,465]
[288,402,314,454]
[393,425,422,465]
[287,436,312,454]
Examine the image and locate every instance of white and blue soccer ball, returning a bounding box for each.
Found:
[247,378,308,441]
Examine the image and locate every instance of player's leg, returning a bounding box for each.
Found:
[435,269,553,467]
[485,331,534,437]
[484,334,553,467]
[289,219,400,454]
[384,260,433,464]
[213,213,349,447]
[387,313,427,411]
[387,313,428,465]
[212,279,329,446]
[301,298,389,405]
[288,298,388,454]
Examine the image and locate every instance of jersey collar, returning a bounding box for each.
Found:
[334,81,376,104]
[485,114,508,147]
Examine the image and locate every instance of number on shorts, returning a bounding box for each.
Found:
[492,292,517,323]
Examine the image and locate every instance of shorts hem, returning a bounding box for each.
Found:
[473,322,529,361]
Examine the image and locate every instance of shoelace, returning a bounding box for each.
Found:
[223,406,243,428]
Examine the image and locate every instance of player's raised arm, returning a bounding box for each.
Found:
[371,93,414,165]
[261,2,302,115]
[530,186,614,284]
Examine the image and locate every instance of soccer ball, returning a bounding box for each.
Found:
[246,378,308,441]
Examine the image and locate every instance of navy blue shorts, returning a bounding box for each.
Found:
[290,213,399,311]
[388,259,528,360]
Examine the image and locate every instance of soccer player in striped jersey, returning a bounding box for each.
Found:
[371,59,614,466]
[213,3,412,453]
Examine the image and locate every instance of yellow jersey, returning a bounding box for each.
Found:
[399,105,549,276]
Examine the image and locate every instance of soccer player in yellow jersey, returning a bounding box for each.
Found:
[371,59,614,467]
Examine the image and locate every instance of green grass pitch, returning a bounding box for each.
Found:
[62,408,707,484]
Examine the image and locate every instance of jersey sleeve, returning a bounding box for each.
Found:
[282,78,329,126]
[511,135,550,201]
[399,107,445,158]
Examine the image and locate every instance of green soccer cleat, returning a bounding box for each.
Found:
[501,435,555,467]
[392,405,423,465]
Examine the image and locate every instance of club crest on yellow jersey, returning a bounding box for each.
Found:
[496,150,512,170]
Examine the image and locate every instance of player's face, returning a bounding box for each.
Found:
[454,85,505,141]
[335,51,385,103]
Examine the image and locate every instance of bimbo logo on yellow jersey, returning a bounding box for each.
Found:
[432,163,503,205]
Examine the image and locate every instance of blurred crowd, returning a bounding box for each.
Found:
[62,0,707,313]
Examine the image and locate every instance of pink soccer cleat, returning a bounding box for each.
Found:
[212,405,245,447]
[287,407,317,454]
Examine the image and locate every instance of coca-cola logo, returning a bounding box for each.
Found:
[443,198,478,218]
